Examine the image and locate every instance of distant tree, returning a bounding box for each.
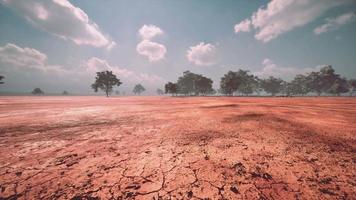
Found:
[156,89,164,95]
[133,84,145,95]
[348,79,356,96]
[329,77,349,96]
[176,71,213,96]
[307,65,339,96]
[235,70,259,96]
[177,71,197,95]
[261,76,283,96]
[62,90,69,95]
[0,75,4,84]
[115,90,120,95]
[32,88,44,95]
[165,82,178,96]
[195,75,213,96]
[91,71,122,97]
[294,74,310,96]
[220,71,240,95]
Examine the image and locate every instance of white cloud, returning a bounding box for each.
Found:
[187,42,217,66]
[139,24,164,40]
[85,57,134,78]
[85,57,165,84]
[136,25,166,62]
[0,43,67,73]
[254,58,322,80]
[234,0,352,42]
[1,0,115,49]
[136,40,167,62]
[0,43,46,67]
[314,12,356,35]
[234,19,251,33]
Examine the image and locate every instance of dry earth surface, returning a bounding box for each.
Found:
[0,96,355,200]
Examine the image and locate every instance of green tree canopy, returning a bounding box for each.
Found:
[261,76,283,96]
[165,82,178,96]
[91,71,122,97]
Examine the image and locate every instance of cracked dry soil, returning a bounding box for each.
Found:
[0,96,355,200]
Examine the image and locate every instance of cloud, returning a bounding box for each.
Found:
[136,24,166,62]
[254,58,322,80]
[85,57,165,84]
[187,42,217,66]
[85,57,134,78]
[1,0,115,49]
[136,40,167,62]
[0,43,46,67]
[0,43,67,73]
[314,12,356,35]
[139,24,164,40]
[234,0,352,42]
[234,19,251,33]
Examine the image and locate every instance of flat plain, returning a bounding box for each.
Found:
[0,96,355,200]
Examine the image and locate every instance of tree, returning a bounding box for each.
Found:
[220,71,240,95]
[307,65,339,96]
[32,88,44,95]
[115,90,120,95]
[235,70,259,96]
[156,89,164,95]
[133,84,145,95]
[176,71,213,96]
[91,71,122,97]
[165,82,178,96]
[0,75,4,84]
[329,77,349,96]
[177,71,197,95]
[348,79,356,96]
[195,75,213,96]
[261,76,283,96]
[62,90,69,95]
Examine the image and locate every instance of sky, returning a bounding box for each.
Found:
[0,0,356,95]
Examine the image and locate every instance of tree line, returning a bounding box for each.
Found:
[1,66,355,97]
[165,65,356,97]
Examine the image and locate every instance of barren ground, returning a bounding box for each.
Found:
[0,96,355,200]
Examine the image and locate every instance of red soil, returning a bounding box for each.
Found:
[0,96,355,200]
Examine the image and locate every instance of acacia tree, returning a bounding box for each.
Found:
[133,84,145,95]
[165,82,177,96]
[0,75,4,84]
[261,76,283,96]
[91,71,122,97]
[62,90,69,95]
[32,88,44,95]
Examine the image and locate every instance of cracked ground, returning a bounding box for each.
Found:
[0,96,355,200]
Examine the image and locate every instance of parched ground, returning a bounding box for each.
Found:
[0,96,355,200]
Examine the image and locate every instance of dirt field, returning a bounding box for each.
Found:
[0,96,355,200]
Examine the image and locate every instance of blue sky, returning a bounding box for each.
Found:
[0,0,355,94]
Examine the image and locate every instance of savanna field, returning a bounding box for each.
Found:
[0,96,355,200]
